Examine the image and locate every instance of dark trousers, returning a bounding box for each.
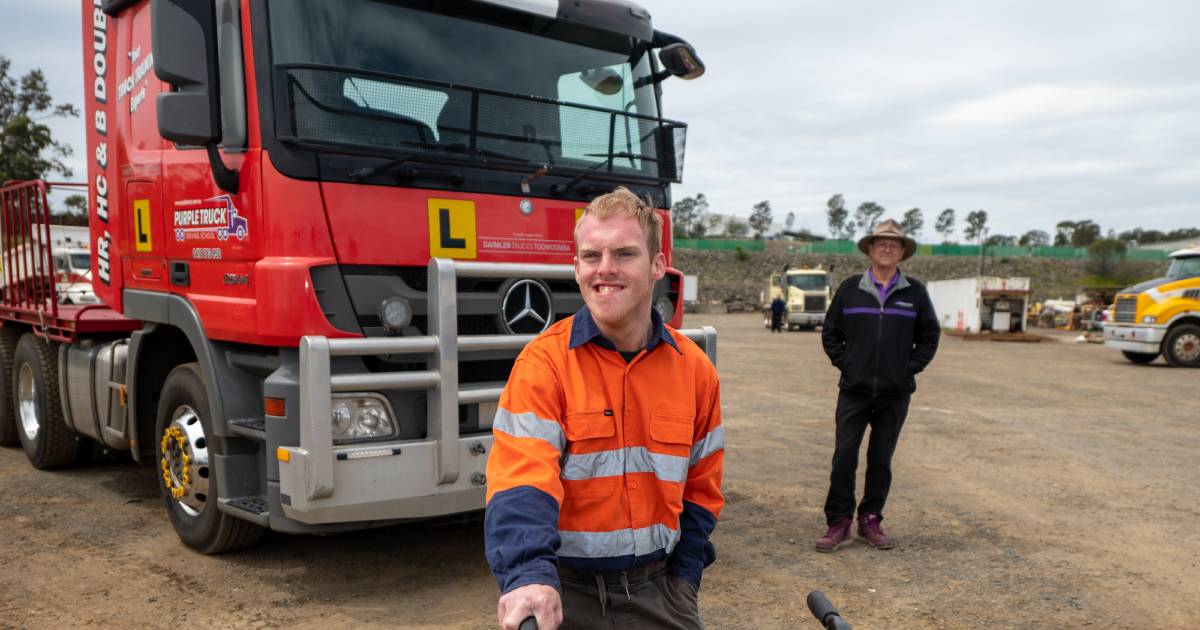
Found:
[823,389,911,524]
[559,560,702,630]
[771,312,783,332]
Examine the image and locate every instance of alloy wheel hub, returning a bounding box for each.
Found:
[17,362,39,442]
[160,405,211,517]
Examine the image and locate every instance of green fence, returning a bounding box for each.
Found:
[685,238,1169,261]
[674,239,765,252]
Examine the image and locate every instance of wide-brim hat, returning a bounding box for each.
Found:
[858,218,917,260]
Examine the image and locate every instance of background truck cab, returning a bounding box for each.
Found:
[762,266,830,330]
[1104,247,1200,367]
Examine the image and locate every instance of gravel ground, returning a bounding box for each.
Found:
[1,313,1197,629]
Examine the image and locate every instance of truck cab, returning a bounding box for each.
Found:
[53,248,98,305]
[1103,247,1200,367]
[763,267,830,330]
[0,0,713,555]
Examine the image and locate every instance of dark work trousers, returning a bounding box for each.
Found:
[771,312,783,332]
[558,560,702,630]
[823,389,911,524]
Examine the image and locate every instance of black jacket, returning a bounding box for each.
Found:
[822,271,940,397]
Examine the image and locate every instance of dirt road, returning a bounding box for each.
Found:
[2,313,1197,628]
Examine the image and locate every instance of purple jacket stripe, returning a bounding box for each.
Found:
[883,308,918,318]
[842,307,879,315]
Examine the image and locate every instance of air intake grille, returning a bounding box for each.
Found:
[805,296,826,312]
[1114,297,1137,323]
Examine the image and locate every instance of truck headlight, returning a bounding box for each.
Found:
[1142,315,1156,324]
[331,394,397,443]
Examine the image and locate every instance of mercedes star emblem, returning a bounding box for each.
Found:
[501,279,554,335]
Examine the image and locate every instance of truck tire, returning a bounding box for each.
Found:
[13,333,79,469]
[0,327,21,446]
[155,363,264,553]
[1121,350,1158,364]
[1163,324,1200,368]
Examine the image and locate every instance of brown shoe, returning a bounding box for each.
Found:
[815,518,853,552]
[857,512,894,549]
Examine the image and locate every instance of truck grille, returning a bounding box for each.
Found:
[804,296,826,312]
[1114,297,1137,323]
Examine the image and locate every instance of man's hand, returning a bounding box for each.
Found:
[498,584,562,630]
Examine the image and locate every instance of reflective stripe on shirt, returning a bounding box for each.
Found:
[493,408,566,453]
[689,426,724,467]
[559,522,681,559]
[560,447,688,483]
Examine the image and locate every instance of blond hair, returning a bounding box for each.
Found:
[574,187,663,257]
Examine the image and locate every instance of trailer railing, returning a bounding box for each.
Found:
[0,180,61,317]
[295,257,717,502]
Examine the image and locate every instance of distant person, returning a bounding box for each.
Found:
[770,295,786,332]
[816,219,940,552]
[485,188,724,629]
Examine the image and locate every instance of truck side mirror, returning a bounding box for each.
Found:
[152,0,239,193]
[152,0,221,145]
[658,43,705,80]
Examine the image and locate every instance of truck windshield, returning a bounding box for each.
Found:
[788,275,827,290]
[69,253,91,271]
[268,0,682,182]
[1167,256,1200,280]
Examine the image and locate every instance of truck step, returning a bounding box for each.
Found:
[228,417,266,440]
[219,496,271,526]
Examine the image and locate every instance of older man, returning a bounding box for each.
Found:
[816,219,940,552]
[485,188,724,629]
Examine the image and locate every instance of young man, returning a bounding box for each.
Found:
[485,188,724,630]
[816,219,940,552]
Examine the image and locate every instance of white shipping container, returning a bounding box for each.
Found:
[926,276,1031,333]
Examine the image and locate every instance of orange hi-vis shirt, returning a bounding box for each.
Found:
[484,308,724,594]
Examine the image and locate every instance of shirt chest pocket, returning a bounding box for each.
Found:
[563,410,616,442]
[649,413,694,458]
[561,410,618,499]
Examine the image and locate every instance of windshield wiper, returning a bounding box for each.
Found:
[347,142,538,181]
[551,151,659,196]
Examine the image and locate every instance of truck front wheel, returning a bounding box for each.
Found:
[1121,350,1158,364]
[12,333,78,468]
[1163,324,1200,368]
[155,363,264,553]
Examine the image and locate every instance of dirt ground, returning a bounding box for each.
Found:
[1,312,1197,629]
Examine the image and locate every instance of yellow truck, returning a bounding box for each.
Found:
[1104,247,1200,366]
[762,266,830,331]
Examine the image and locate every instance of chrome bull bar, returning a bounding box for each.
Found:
[296,258,717,502]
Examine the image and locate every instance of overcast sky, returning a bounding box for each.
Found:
[8,1,1199,241]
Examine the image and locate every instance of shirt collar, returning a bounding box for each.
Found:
[868,267,900,291]
[569,305,681,354]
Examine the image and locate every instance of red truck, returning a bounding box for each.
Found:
[0,0,714,553]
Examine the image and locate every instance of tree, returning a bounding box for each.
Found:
[964,210,988,243]
[784,211,796,232]
[1165,227,1200,241]
[853,202,885,236]
[900,207,924,238]
[724,217,750,238]
[935,209,955,244]
[748,200,773,239]
[1086,238,1127,277]
[825,194,852,239]
[1053,221,1076,247]
[1070,220,1101,247]
[61,193,87,214]
[1018,230,1050,247]
[985,234,1016,246]
[671,193,709,239]
[0,57,79,183]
